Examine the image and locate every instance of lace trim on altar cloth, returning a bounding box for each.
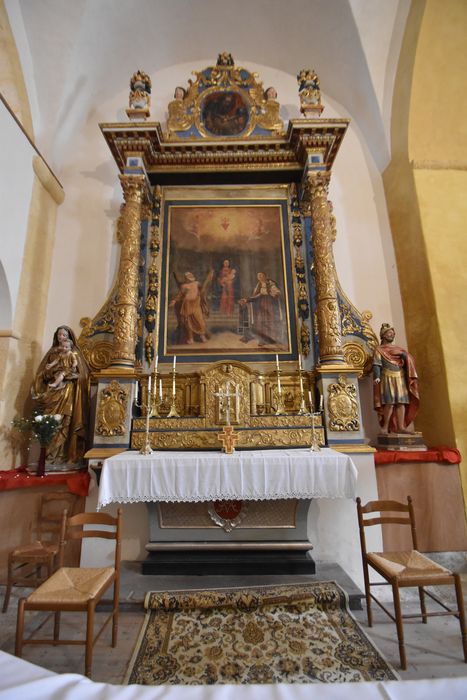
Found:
[97,491,352,509]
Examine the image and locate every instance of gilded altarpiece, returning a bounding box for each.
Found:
[79,55,379,571]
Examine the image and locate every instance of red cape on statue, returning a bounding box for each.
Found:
[373,344,419,432]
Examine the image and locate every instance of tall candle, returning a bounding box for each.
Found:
[147,374,151,400]
[173,355,176,371]
[159,379,162,400]
[308,390,313,411]
[319,394,324,412]
[172,372,176,397]
[154,355,158,373]
[275,354,280,371]
[298,354,302,371]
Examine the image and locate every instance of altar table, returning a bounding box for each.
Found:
[97,448,357,509]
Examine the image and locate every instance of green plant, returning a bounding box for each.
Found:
[12,411,62,447]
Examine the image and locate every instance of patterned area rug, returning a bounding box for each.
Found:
[126,582,397,685]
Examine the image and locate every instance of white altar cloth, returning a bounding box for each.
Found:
[1,651,467,700]
[97,448,357,509]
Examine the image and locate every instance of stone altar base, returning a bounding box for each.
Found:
[376,432,427,451]
[142,548,316,577]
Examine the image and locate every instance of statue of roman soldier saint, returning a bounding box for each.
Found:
[372,323,420,435]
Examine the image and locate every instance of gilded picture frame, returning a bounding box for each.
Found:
[158,188,297,363]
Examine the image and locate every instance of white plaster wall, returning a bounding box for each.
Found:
[308,453,382,589]
[0,101,35,329]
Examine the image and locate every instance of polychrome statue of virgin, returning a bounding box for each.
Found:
[32,325,89,465]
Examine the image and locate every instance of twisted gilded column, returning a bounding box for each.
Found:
[307,171,344,363]
[110,174,146,369]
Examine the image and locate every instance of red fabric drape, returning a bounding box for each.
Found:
[374,446,461,465]
[0,468,90,496]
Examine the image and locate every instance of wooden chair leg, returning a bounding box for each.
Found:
[453,574,467,663]
[392,582,407,670]
[418,586,427,623]
[53,611,61,642]
[112,581,119,647]
[15,598,26,658]
[2,557,13,613]
[85,603,95,678]
[362,563,373,627]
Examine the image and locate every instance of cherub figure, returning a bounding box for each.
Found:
[46,339,78,389]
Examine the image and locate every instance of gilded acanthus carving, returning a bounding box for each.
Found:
[327,375,360,432]
[307,171,344,363]
[110,174,146,366]
[96,380,129,436]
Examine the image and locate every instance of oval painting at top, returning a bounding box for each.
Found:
[201,91,250,136]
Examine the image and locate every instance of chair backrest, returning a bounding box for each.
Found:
[356,496,419,557]
[58,509,122,570]
[36,492,76,543]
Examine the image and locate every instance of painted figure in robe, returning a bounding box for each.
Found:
[218,259,237,316]
[170,270,214,344]
[239,272,283,347]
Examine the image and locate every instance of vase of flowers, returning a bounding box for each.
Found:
[12,412,62,476]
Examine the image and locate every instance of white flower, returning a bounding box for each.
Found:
[53,414,62,422]
[34,415,43,422]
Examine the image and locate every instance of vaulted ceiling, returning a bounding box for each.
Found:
[6,0,410,171]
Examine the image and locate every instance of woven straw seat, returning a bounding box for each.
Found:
[357,496,467,670]
[367,550,452,581]
[15,509,122,678]
[11,542,59,557]
[27,567,115,604]
[2,493,76,613]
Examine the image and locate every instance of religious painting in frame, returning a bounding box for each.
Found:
[159,186,297,363]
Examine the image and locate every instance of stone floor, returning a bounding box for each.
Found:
[0,553,466,686]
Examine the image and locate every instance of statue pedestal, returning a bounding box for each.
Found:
[376,432,427,451]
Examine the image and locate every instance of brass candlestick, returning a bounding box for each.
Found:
[135,377,153,454]
[167,369,180,418]
[310,411,321,452]
[149,369,160,418]
[275,364,286,416]
[297,367,308,415]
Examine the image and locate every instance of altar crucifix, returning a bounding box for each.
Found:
[214,381,240,453]
[214,381,240,426]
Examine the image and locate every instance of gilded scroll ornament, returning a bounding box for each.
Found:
[96,380,129,436]
[327,376,359,432]
[79,340,114,373]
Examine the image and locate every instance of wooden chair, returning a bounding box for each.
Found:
[2,492,76,612]
[356,496,467,669]
[15,508,122,678]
